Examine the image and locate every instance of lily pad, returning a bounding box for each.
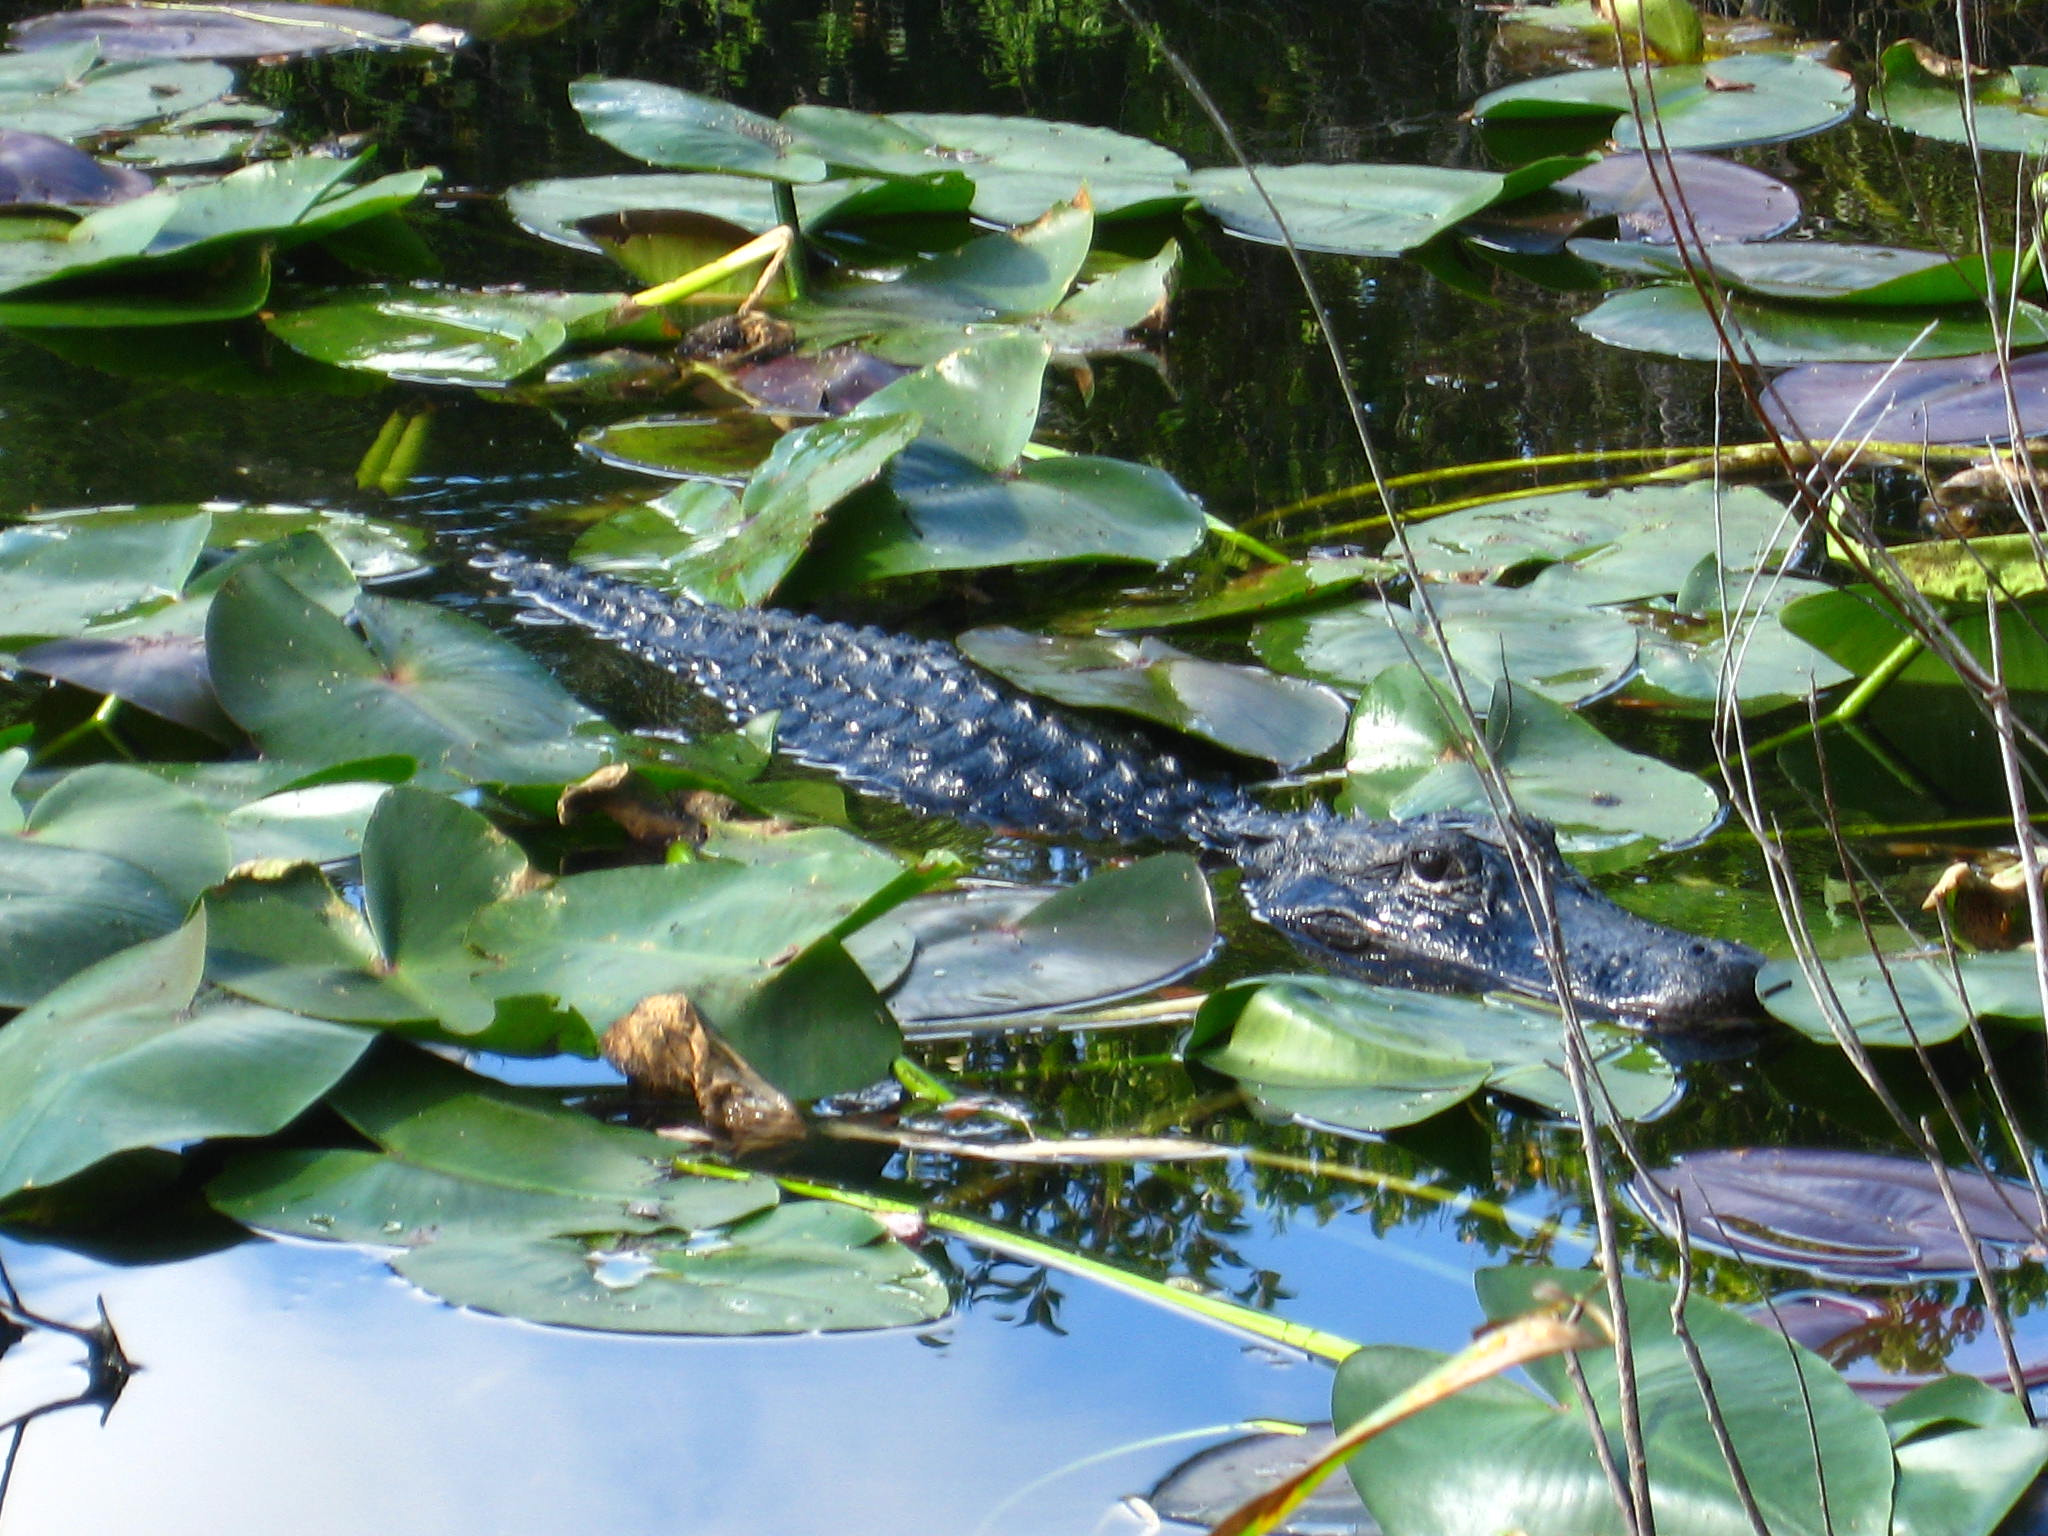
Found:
[1759,350,2048,445]
[1755,950,2048,1047]
[1554,151,1798,245]
[570,79,828,183]
[1410,480,1802,600]
[15,633,235,739]
[1634,1148,2047,1282]
[265,288,622,385]
[577,415,788,483]
[0,916,370,1203]
[1578,283,2048,364]
[0,44,233,140]
[506,171,971,254]
[1471,54,1857,153]
[635,410,922,606]
[21,764,229,907]
[1189,163,1505,258]
[10,4,441,61]
[844,855,1217,1026]
[878,111,1190,224]
[1341,665,1721,852]
[205,565,609,786]
[396,1203,948,1335]
[1335,1267,1898,1536]
[848,332,1049,472]
[1188,974,1674,1131]
[1629,567,1850,713]
[813,440,1208,583]
[956,627,1346,768]
[0,511,207,641]
[0,129,151,207]
[1868,40,2048,155]
[1253,582,1640,705]
[1570,238,2029,308]
[0,827,186,1007]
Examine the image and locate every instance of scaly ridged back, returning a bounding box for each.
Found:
[484,553,1259,845]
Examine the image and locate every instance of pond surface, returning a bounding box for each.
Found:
[6,1,2048,1532]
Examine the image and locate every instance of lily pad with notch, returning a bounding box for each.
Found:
[0,43,233,141]
[205,565,610,787]
[1341,665,1721,854]
[0,511,208,642]
[1635,1148,2048,1283]
[1471,53,1857,154]
[265,288,628,386]
[1190,163,1532,259]
[570,79,828,183]
[1252,582,1640,706]
[843,854,1216,1028]
[1545,152,1798,247]
[1188,974,1675,1132]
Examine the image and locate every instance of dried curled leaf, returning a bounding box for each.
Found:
[1923,845,2048,950]
[556,763,732,849]
[604,992,804,1153]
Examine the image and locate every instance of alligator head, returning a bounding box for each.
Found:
[1222,808,1762,1029]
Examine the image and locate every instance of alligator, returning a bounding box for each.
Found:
[483,552,1763,1029]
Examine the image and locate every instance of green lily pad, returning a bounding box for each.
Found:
[205,565,609,786]
[205,1066,941,1338]
[467,827,906,1037]
[0,832,185,1007]
[1190,163,1514,258]
[956,627,1345,767]
[1577,283,2048,364]
[848,332,1049,471]
[205,786,587,1049]
[0,45,233,140]
[1188,974,1674,1131]
[845,855,1217,1026]
[1341,665,1720,851]
[1472,53,1857,153]
[1868,40,2048,155]
[633,411,922,606]
[577,415,785,482]
[1334,1267,1897,1536]
[570,79,828,182]
[1629,566,1850,713]
[1756,950,2047,1047]
[506,171,972,253]
[831,197,1095,320]
[396,1203,949,1335]
[22,763,229,906]
[0,511,208,641]
[1570,238,2030,308]
[878,111,1190,224]
[815,441,1207,583]
[1253,582,1639,704]
[1410,480,1802,601]
[0,915,370,1204]
[266,288,622,385]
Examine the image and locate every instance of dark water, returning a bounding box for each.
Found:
[4,1,2047,1531]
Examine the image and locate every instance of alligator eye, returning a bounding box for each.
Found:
[1406,844,1464,886]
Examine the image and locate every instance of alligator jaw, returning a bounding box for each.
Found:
[1225,809,1763,1030]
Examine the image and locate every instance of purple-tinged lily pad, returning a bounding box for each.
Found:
[728,349,909,414]
[10,4,449,61]
[1760,1290,2048,1404]
[1471,152,1799,255]
[1760,350,2048,446]
[0,129,150,208]
[16,633,236,741]
[1635,1148,2048,1282]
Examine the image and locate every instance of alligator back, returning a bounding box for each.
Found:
[484,552,1258,844]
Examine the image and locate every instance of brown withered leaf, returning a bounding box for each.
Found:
[605,991,805,1153]
[1923,845,2048,950]
[557,764,732,850]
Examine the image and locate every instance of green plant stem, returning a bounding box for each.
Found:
[629,227,793,309]
[771,1167,1363,1362]
[1731,634,1922,768]
[377,407,434,494]
[1205,513,1291,566]
[354,409,407,491]
[771,181,807,303]
[33,694,130,765]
